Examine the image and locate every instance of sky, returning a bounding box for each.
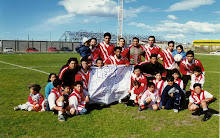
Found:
[1,0,220,43]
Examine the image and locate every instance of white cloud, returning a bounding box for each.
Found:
[165,34,185,39]
[58,0,118,17]
[83,19,89,23]
[124,6,146,18]
[214,11,220,14]
[166,0,215,12]
[125,0,136,3]
[167,15,178,20]
[46,14,75,24]
[128,20,220,34]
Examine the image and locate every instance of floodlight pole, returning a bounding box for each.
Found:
[117,0,123,45]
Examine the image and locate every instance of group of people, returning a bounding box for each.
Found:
[14,33,216,122]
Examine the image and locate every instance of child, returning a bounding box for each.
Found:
[98,32,115,62]
[48,79,67,122]
[128,80,142,106]
[45,73,57,99]
[190,66,205,91]
[75,37,91,58]
[188,83,214,121]
[161,76,185,113]
[130,65,147,95]
[14,84,44,112]
[96,58,104,67]
[104,47,130,66]
[172,69,184,90]
[152,72,166,98]
[172,45,186,60]
[68,81,89,115]
[138,82,160,111]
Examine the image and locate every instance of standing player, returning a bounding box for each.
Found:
[118,38,129,59]
[179,50,205,90]
[104,47,130,65]
[89,38,100,66]
[129,37,145,65]
[158,41,175,76]
[98,32,115,62]
[144,36,161,62]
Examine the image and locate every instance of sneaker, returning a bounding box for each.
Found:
[58,114,65,122]
[14,106,20,111]
[138,107,142,111]
[201,111,212,121]
[174,109,179,113]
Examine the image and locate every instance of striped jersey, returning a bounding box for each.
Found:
[179,58,205,75]
[144,44,161,62]
[98,42,115,62]
[158,49,175,70]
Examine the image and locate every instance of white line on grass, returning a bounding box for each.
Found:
[0,60,50,75]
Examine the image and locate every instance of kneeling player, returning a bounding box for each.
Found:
[188,83,214,121]
[68,81,89,115]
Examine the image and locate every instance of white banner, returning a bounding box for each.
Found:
[88,65,134,104]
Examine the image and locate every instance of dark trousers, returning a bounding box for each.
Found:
[163,93,181,110]
[182,75,191,86]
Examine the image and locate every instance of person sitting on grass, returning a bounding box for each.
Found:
[161,76,185,113]
[152,72,166,99]
[14,84,44,112]
[190,66,205,92]
[127,65,147,106]
[127,80,143,106]
[172,68,184,90]
[188,83,214,121]
[138,82,160,111]
[45,73,57,111]
[48,79,68,122]
[68,81,89,115]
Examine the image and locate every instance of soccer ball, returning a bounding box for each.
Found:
[173,54,182,62]
[33,104,41,112]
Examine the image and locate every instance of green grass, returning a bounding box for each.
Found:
[0,53,219,137]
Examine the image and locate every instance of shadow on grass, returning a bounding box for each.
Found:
[87,101,119,113]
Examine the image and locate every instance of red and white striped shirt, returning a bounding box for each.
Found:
[68,89,86,114]
[189,90,213,104]
[179,58,205,75]
[190,74,205,90]
[139,89,160,108]
[153,79,166,97]
[144,44,161,62]
[121,47,130,59]
[158,49,175,70]
[75,69,90,91]
[48,88,62,110]
[98,42,115,62]
[90,46,100,65]
[104,55,130,65]
[131,73,147,94]
[175,78,184,90]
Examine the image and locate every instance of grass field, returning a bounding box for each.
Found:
[0,53,219,137]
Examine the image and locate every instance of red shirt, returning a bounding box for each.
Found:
[105,55,130,65]
[75,69,90,91]
[98,42,115,62]
[144,44,161,62]
[179,58,204,75]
